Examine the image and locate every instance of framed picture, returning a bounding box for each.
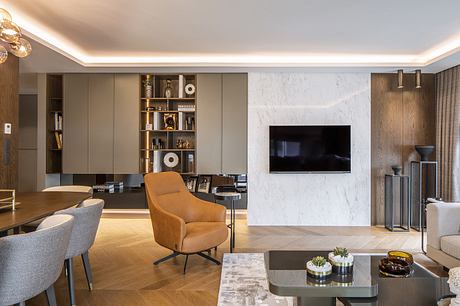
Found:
[186,176,197,192]
[197,175,212,193]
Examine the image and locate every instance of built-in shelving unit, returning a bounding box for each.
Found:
[46,74,64,173]
[140,74,196,174]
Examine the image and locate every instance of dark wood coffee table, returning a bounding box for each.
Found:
[265,250,450,306]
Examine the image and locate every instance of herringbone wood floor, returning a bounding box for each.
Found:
[28,213,430,306]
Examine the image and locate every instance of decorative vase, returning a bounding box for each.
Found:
[415,145,435,161]
[164,79,173,99]
[145,85,153,98]
[391,165,402,176]
[448,267,460,306]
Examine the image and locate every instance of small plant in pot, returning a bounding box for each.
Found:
[306,256,332,279]
[328,247,354,274]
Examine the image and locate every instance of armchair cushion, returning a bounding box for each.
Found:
[441,235,460,260]
[181,222,228,254]
[427,202,460,249]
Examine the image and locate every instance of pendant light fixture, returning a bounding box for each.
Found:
[397,69,404,89]
[415,69,422,89]
[0,8,32,64]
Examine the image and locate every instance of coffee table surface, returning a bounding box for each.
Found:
[265,250,449,306]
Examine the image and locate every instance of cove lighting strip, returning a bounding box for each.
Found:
[9,7,460,68]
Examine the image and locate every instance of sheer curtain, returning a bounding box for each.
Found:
[436,66,460,201]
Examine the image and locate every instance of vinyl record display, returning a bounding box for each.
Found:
[163,152,179,168]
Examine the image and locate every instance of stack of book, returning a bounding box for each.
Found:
[54,132,63,149]
[177,105,195,112]
[54,113,63,130]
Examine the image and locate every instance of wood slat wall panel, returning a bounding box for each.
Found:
[371,73,436,225]
[0,56,19,188]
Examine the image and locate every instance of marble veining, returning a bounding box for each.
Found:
[217,253,294,306]
[248,73,371,226]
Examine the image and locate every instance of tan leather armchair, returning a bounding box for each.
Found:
[144,172,228,273]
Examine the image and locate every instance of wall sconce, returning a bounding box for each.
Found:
[415,69,422,89]
[397,69,404,89]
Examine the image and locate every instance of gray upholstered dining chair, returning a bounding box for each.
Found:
[0,214,74,306]
[54,198,104,306]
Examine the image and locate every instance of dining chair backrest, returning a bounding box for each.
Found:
[54,198,104,259]
[43,185,93,196]
[0,215,74,305]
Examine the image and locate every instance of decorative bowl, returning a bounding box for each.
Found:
[379,257,411,277]
[415,145,435,161]
[391,165,402,176]
[387,250,413,266]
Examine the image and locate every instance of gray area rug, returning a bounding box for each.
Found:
[217,253,294,306]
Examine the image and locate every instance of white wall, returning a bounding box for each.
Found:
[247,73,371,226]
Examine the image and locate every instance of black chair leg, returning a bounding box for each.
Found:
[45,285,57,306]
[183,255,189,274]
[65,258,76,306]
[197,252,221,265]
[154,251,180,265]
[81,251,94,291]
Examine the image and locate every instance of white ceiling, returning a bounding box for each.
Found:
[3,0,460,72]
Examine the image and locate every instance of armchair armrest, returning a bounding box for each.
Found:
[427,202,460,249]
[150,207,186,251]
[190,196,226,222]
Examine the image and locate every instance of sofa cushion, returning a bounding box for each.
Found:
[181,222,228,254]
[441,235,460,259]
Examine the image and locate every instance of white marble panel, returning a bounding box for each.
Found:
[248,73,371,226]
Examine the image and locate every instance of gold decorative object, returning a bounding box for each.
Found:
[163,113,177,130]
[0,189,17,210]
[9,37,32,57]
[0,8,32,63]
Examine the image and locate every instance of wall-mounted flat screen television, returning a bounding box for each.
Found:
[269,125,351,173]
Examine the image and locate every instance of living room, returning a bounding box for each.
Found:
[0,1,460,305]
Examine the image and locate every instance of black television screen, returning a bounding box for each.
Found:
[269,125,351,173]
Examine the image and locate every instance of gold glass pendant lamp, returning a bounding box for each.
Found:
[0,45,7,63]
[0,8,32,63]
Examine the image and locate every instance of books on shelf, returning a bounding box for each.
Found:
[178,75,185,98]
[153,112,160,130]
[54,112,63,130]
[178,112,184,130]
[177,104,195,112]
[54,131,62,149]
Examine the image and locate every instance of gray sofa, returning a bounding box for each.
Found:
[427,201,460,269]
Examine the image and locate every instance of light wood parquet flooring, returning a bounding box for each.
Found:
[28,213,430,306]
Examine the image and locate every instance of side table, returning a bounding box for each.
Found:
[214,192,241,253]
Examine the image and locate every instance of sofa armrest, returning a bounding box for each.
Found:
[427,202,460,249]
[189,196,227,222]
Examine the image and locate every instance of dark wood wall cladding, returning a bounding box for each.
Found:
[371,73,435,225]
[0,56,19,189]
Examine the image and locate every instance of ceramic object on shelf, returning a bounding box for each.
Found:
[164,79,173,99]
[415,145,435,161]
[391,165,402,176]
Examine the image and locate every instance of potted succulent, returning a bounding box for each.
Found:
[143,77,153,98]
[306,256,332,279]
[328,247,354,274]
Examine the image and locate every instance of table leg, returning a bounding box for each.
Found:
[231,200,235,249]
[229,202,233,253]
[296,296,336,306]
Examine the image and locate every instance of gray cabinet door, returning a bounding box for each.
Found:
[114,74,140,173]
[222,74,248,173]
[196,74,222,174]
[63,74,89,174]
[88,74,114,173]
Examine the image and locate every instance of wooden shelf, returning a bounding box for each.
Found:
[49,130,63,132]
[49,148,62,151]
[141,110,195,113]
[140,130,195,133]
[49,110,63,113]
[140,149,195,152]
[141,97,195,101]
[48,97,63,100]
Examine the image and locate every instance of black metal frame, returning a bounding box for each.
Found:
[153,249,221,274]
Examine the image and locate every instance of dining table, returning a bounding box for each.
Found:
[0,191,91,233]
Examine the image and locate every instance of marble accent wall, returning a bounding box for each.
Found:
[248,73,371,226]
